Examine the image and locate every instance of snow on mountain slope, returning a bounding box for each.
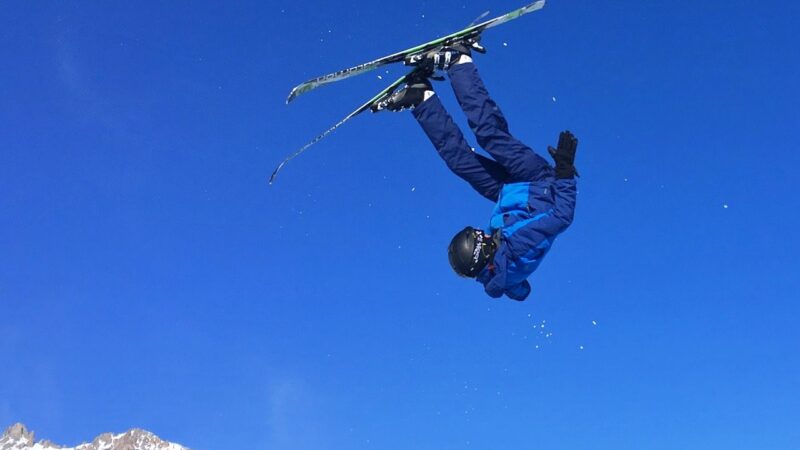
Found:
[1,423,189,450]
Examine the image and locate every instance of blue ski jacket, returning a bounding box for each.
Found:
[476,178,577,300]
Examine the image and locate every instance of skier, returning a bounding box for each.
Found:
[372,40,578,301]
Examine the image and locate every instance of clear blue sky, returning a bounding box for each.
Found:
[2,1,799,449]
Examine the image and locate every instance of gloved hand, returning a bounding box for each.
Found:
[548,130,579,179]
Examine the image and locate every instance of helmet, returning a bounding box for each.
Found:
[448,226,497,278]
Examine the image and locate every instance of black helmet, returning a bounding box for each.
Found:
[448,226,497,278]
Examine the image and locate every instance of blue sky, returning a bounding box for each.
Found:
[1,0,799,449]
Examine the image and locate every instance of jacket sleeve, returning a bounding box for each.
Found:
[502,179,577,260]
[505,281,531,301]
[483,246,531,301]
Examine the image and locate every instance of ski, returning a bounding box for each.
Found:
[285,0,545,104]
[269,67,425,185]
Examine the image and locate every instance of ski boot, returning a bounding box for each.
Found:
[371,70,435,112]
[405,36,486,71]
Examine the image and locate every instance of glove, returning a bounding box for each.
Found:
[548,130,579,179]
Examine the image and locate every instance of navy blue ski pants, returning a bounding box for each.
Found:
[412,63,552,202]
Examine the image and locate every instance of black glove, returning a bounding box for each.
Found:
[548,131,579,179]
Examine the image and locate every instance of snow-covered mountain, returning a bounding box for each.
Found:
[1,423,189,450]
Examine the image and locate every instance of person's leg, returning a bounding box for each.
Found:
[448,62,553,182]
[412,94,507,202]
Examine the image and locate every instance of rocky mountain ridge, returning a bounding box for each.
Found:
[1,423,189,450]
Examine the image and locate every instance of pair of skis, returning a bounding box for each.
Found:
[269,0,546,185]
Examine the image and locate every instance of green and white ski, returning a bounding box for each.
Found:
[270,1,547,184]
[285,0,545,104]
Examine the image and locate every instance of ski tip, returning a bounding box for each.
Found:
[521,0,545,13]
[287,84,308,104]
[269,161,287,185]
[286,83,314,104]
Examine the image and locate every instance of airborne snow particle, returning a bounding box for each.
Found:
[579,345,585,350]
[723,204,729,209]
[503,42,508,47]
[592,320,597,326]
[411,187,416,192]
[552,96,556,102]
[377,75,382,80]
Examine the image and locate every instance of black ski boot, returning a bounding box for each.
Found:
[405,36,486,71]
[371,72,434,112]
